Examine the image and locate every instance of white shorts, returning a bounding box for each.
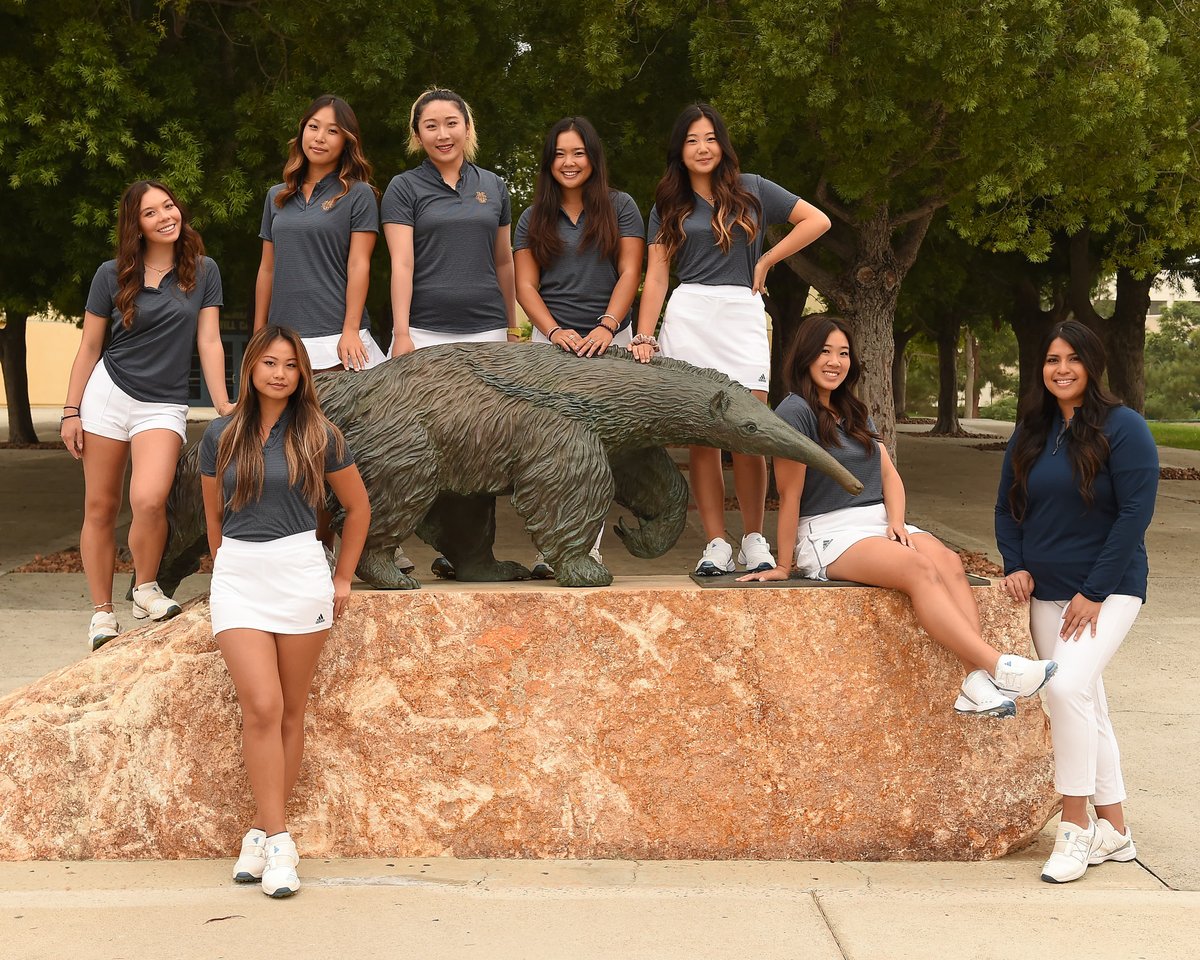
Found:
[395,327,509,352]
[793,502,926,580]
[531,325,634,347]
[210,531,334,636]
[659,283,769,391]
[301,329,388,371]
[79,360,188,443]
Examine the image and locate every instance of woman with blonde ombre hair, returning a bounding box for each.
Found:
[201,324,370,898]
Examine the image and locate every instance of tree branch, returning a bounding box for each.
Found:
[815,176,856,225]
[892,194,947,227]
[782,252,845,308]
[894,211,935,272]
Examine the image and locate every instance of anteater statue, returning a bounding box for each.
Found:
[155,344,862,591]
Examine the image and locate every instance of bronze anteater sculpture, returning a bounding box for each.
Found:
[154,343,862,592]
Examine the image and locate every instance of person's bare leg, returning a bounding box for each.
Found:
[689,445,727,542]
[218,629,286,835]
[1094,801,1126,833]
[828,537,999,673]
[275,629,330,799]
[127,429,183,586]
[80,433,129,610]
[911,534,981,634]
[1061,795,1091,830]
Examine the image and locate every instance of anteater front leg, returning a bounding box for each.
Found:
[417,493,532,582]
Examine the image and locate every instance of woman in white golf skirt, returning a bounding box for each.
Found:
[200,325,369,898]
[738,316,1057,718]
[632,103,831,576]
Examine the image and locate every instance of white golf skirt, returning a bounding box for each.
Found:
[301,329,388,371]
[658,283,769,391]
[397,327,509,352]
[210,531,334,636]
[794,502,926,581]
[531,325,634,347]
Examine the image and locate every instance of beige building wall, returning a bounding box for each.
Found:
[0,320,83,407]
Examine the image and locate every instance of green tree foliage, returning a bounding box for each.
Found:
[1144,302,1200,420]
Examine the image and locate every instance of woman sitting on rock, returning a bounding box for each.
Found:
[200,325,370,898]
[739,315,1057,717]
[995,320,1157,884]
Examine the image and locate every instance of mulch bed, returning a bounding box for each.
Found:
[1161,466,1200,480]
[897,417,936,424]
[0,441,65,450]
[13,547,213,575]
[917,428,999,439]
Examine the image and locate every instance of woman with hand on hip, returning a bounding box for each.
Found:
[514,115,645,577]
[995,320,1157,884]
[201,325,370,898]
[61,180,230,651]
[633,103,831,577]
[740,316,1058,718]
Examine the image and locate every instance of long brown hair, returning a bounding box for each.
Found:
[216,325,346,511]
[525,116,619,266]
[275,95,376,209]
[114,180,205,330]
[653,103,761,263]
[407,87,479,162]
[783,315,878,454]
[1008,320,1119,520]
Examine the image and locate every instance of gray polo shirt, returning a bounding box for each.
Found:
[200,412,355,542]
[259,175,379,339]
[775,394,883,515]
[647,174,800,287]
[85,257,223,404]
[380,159,512,334]
[513,191,644,333]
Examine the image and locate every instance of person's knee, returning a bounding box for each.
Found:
[937,544,965,577]
[904,552,941,589]
[1044,671,1093,713]
[240,691,284,732]
[129,488,169,519]
[83,491,122,527]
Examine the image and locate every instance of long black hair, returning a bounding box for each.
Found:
[783,315,878,454]
[1008,320,1119,519]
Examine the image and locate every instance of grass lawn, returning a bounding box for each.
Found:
[1148,421,1200,451]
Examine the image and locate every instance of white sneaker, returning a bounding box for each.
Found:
[737,532,776,572]
[131,581,182,622]
[589,546,603,565]
[261,832,300,898]
[531,552,555,579]
[393,546,415,574]
[88,610,120,652]
[1041,819,1097,883]
[953,669,1016,718]
[992,654,1058,698]
[1089,818,1137,865]
[695,537,734,576]
[232,828,268,883]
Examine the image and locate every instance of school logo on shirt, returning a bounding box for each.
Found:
[321,199,336,211]
[475,191,489,204]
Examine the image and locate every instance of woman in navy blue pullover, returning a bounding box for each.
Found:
[995,320,1158,885]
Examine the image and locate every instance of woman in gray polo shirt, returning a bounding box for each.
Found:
[738,316,1057,718]
[61,180,231,652]
[633,104,831,578]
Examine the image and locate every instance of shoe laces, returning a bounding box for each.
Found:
[1053,825,1093,863]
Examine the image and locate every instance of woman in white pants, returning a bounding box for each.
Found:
[995,320,1158,884]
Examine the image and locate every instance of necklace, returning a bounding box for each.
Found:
[144,262,173,276]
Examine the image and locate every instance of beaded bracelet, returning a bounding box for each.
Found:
[597,314,619,333]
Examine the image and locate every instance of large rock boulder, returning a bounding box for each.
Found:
[0,581,1057,860]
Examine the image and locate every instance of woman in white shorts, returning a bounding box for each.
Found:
[632,103,830,577]
[201,325,369,898]
[738,316,1058,718]
[514,115,646,577]
[61,179,231,651]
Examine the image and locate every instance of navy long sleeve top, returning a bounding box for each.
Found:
[994,405,1158,603]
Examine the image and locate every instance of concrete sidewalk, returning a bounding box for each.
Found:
[1,408,1198,959]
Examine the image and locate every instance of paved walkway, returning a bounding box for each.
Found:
[1,408,1198,959]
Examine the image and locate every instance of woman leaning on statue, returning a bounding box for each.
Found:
[995,320,1158,885]
[61,179,230,653]
[738,315,1058,719]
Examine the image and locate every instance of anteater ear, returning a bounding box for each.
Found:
[708,390,731,418]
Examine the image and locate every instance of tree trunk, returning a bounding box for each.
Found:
[965,331,980,418]
[763,267,811,410]
[0,310,39,444]
[1010,272,1064,401]
[931,321,961,435]
[1104,268,1151,412]
[891,324,918,420]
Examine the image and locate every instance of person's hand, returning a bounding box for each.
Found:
[737,565,791,583]
[547,328,576,352]
[216,400,236,417]
[1000,570,1034,603]
[60,416,84,459]
[390,332,415,358]
[751,255,773,295]
[576,325,614,357]
[338,331,368,371]
[1061,592,1102,641]
[332,574,352,622]
[886,520,912,547]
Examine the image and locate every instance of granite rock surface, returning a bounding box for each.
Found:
[0,580,1057,861]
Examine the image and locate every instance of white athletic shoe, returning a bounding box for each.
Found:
[1089,818,1137,866]
[131,581,182,622]
[695,538,735,576]
[232,828,268,883]
[88,610,120,652]
[261,832,300,898]
[992,654,1058,699]
[589,546,603,565]
[737,532,776,572]
[531,553,555,579]
[393,546,415,574]
[1041,819,1097,883]
[953,669,1016,718]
